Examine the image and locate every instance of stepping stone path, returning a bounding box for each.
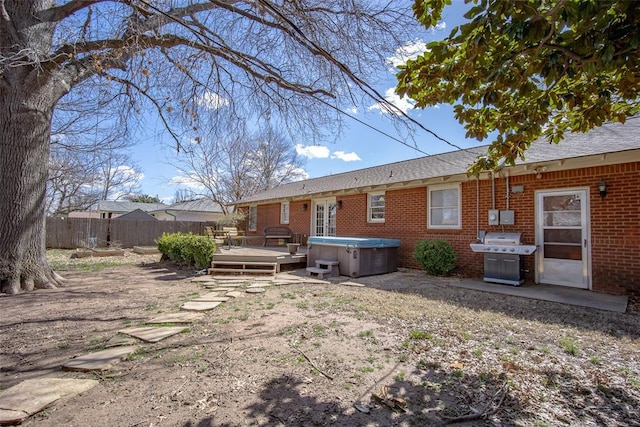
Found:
[119,326,188,343]
[147,312,205,324]
[0,378,98,425]
[62,346,139,372]
[182,301,222,311]
[4,271,330,424]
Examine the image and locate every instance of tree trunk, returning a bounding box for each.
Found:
[0,85,64,294]
[1,0,66,294]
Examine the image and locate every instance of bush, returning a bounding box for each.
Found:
[413,239,457,276]
[156,232,216,269]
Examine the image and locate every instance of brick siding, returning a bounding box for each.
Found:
[238,161,639,297]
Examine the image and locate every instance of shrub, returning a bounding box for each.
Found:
[413,239,457,276]
[156,232,216,269]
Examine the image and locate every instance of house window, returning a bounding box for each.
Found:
[428,184,460,228]
[248,206,257,231]
[368,192,385,222]
[280,202,290,224]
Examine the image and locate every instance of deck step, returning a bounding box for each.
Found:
[313,259,340,278]
[315,259,340,266]
[306,266,333,280]
[208,268,275,275]
[211,261,277,266]
[209,259,277,276]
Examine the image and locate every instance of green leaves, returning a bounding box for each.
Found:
[398,0,640,173]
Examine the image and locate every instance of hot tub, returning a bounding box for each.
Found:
[307,236,401,278]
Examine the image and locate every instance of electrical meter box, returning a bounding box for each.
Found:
[499,210,515,225]
[488,210,499,225]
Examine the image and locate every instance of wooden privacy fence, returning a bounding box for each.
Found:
[46,217,216,249]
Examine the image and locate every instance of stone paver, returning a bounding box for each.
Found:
[105,335,139,348]
[0,378,98,425]
[246,288,266,294]
[191,276,216,282]
[341,281,365,287]
[146,312,205,324]
[208,282,244,288]
[194,295,230,302]
[119,326,188,343]
[62,346,138,372]
[224,291,243,298]
[247,283,272,288]
[181,301,222,311]
[209,287,240,293]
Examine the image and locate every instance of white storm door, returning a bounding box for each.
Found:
[312,198,336,236]
[536,189,590,289]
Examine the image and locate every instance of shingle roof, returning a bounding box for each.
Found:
[94,201,168,212]
[237,117,640,204]
[162,198,224,213]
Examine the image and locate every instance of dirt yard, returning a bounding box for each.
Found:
[1,250,639,426]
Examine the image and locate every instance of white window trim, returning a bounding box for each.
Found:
[367,191,385,223]
[280,202,290,224]
[428,183,461,229]
[248,206,257,231]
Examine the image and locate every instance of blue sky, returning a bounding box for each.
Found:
[131,2,480,203]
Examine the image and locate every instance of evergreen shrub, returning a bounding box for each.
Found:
[413,239,457,276]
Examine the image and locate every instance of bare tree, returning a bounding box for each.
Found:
[46,139,142,215]
[171,125,305,213]
[172,189,198,204]
[46,147,99,215]
[124,194,161,203]
[247,127,307,193]
[1,0,418,294]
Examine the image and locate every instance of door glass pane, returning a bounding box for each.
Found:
[315,204,325,236]
[542,194,583,261]
[544,244,582,260]
[543,195,581,211]
[543,229,581,244]
[544,212,581,226]
[328,203,337,236]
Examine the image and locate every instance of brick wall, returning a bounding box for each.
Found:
[239,161,639,297]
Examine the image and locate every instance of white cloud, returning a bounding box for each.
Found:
[295,144,330,159]
[295,144,361,163]
[169,173,205,190]
[368,87,416,115]
[433,22,447,32]
[195,91,229,110]
[115,165,143,181]
[386,40,428,69]
[331,151,361,162]
[346,106,358,115]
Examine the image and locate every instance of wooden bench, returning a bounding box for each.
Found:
[205,226,244,248]
[263,226,294,247]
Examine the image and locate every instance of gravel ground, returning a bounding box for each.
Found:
[0,250,638,426]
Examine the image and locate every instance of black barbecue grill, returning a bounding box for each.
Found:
[469,232,537,286]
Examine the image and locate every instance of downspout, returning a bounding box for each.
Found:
[506,174,510,210]
[491,172,496,210]
[165,210,177,221]
[476,178,480,241]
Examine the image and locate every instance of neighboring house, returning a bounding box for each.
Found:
[69,200,169,219]
[236,118,640,298]
[150,199,225,222]
[70,199,224,222]
[113,208,158,221]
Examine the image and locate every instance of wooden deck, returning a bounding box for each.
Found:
[211,246,307,273]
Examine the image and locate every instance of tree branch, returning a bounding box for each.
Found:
[103,72,185,152]
[38,0,108,22]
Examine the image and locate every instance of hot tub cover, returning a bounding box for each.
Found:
[307,236,400,248]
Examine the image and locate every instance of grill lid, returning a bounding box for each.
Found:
[483,232,521,246]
